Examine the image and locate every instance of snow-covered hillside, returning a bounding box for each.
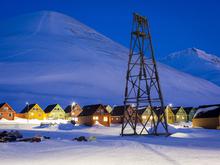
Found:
[0,11,220,110]
[160,48,220,86]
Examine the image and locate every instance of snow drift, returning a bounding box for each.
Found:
[0,11,220,110]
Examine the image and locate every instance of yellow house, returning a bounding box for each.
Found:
[21,104,45,120]
[165,106,175,124]
[138,106,158,123]
[174,107,188,123]
[44,104,65,120]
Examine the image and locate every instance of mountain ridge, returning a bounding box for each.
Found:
[0,11,220,110]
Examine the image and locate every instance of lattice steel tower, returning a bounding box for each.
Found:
[121,13,169,136]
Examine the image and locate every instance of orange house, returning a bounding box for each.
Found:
[0,103,16,120]
[78,104,111,127]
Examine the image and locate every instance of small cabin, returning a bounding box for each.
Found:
[193,105,220,129]
[165,106,175,124]
[64,104,83,122]
[137,106,158,123]
[21,104,45,120]
[44,104,65,120]
[78,104,111,127]
[174,107,188,123]
[0,103,16,120]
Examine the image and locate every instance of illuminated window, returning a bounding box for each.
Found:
[74,117,78,122]
[182,116,185,119]
[142,116,146,120]
[103,116,108,122]
[31,113,34,116]
[93,116,98,120]
[116,118,118,120]
[177,115,179,118]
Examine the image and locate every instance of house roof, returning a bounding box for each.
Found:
[20,104,37,113]
[111,105,130,116]
[194,106,220,119]
[0,103,6,108]
[79,104,105,116]
[183,107,193,114]
[44,104,58,113]
[64,104,80,113]
[171,107,181,115]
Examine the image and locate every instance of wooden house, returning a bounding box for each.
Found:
[193,105,220,129]
[104,105,113,113]
[21,104,45,120]
[110,105,134,124]
[137,106,158,123]
[64,104,83,121]
[0,103,16,120]
[78,104,111,127]
[44,104,65,120]
[165,106,175,124]
[174,107,188,123]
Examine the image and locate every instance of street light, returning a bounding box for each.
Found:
[26,102,29,123]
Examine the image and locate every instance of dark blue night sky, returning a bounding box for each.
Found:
[1,0,220,57]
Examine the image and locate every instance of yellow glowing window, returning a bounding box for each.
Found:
[116,118,118,120]
[31,113,34,116]
[182,117,185,119]
[103,116,108,122]
[93,116,98,120]
[177,115,179,118]
[142,116,146,119]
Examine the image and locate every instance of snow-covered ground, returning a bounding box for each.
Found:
[0,122,220,165]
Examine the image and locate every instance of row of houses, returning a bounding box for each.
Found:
[0,103,219,129]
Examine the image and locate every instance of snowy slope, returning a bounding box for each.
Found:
[0,11,220,110]
[160,48,220,86]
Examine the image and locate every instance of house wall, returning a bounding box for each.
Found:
[0,104,16,120]
[188,109,196,121]
[176,108,188,123]
[111,116,122,124]
[140,108,158,123]
[193,117,219,129]
[165,107,175,124]
[71,105,83,117]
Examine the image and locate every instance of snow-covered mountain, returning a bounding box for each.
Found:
[160,48,220,86]
[0,11,220,111]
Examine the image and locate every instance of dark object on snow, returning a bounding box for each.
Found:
[43,136,50,139]
[0,130,23,143]
[18,136,42,143]
[73,136,87,142]
[71,120,76,125]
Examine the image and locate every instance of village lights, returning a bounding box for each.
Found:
[169,103,173,107]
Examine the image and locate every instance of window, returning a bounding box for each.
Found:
[0,113,2,117]
[3,107,8,110]
[177,115,179,118]
[116,118,118,120]
[103,116,108,122]
[31,113,34,116]
[182,116,185,120]
[93,116,99,120]
[142,116,146,120]
[8,113,12,117]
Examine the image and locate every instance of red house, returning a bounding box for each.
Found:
[0,103,16,120]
